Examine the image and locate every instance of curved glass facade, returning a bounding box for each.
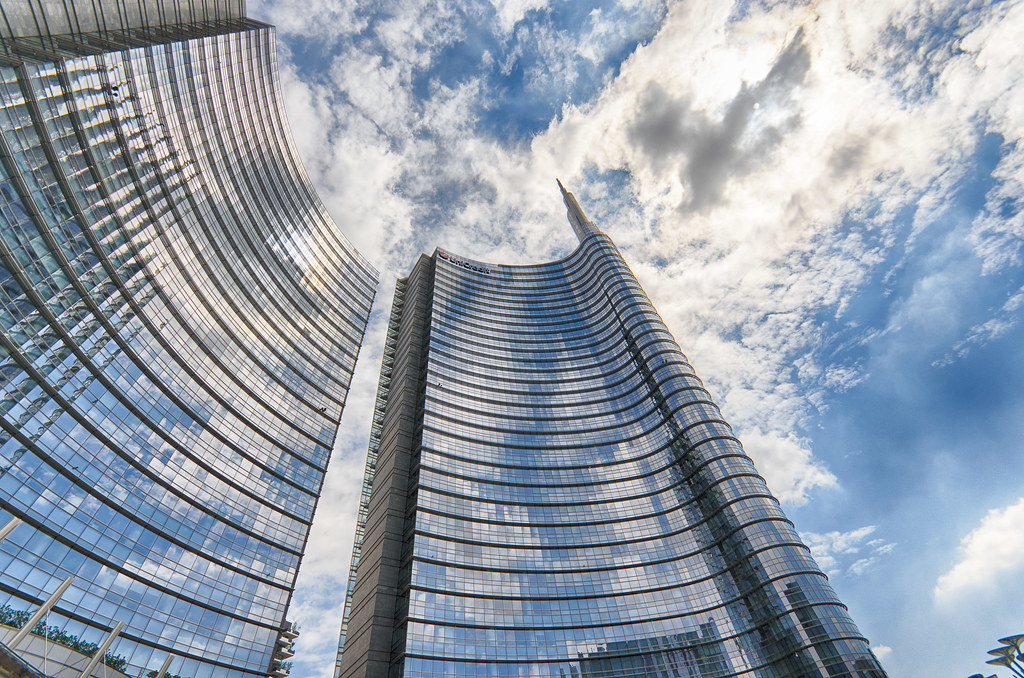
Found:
[337,189,884,678]
[0,9,376,678]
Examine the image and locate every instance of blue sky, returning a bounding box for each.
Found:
[248,1,1024,676]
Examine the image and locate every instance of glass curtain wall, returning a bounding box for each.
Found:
[0,16,377,678]
[337,190,884,678]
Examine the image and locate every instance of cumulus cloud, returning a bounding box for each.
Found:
[246,0,1024,673]
[734,427,835,506]
[935,497,1024,601]
[802,525,896,578]
[628,29,810,211]
[489,0,549,35]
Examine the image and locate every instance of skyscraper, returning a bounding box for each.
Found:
[336,184,886,678]
[0,2,376,677]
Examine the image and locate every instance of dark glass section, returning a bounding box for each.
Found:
[337,190,884,678]
[0,13,377,678]
[0,0,246,46]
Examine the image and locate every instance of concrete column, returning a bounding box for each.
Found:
[76,620,126,678]
[153,654,174,678]
[0,516,22,542]
[8,576,75,650]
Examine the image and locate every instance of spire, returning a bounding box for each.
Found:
[557,179,600,242]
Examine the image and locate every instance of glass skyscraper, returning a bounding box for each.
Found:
[336,184,886,678]
[0,2,376,677]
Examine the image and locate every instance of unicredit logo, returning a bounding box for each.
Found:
[438,251,491,274]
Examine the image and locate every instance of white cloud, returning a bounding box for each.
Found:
[848,557,879,577]
[952,1,1024,273]
[950,284,1024,356]
[872,645,893,662]
[249,0,367,42]
[489,0,549,35]
[733,427,836,506]
[249,0,1024,674]
[935,497,1024,601]
[802,525,896,578]
[938,285,1024,365]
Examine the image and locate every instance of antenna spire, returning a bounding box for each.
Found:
[556,179,600,242]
